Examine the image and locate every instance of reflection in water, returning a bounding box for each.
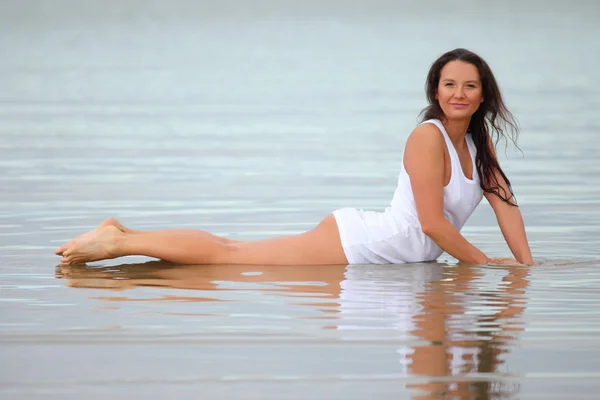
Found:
[337,264,528,399]
[56,261,347,299]
[57,261,529,399]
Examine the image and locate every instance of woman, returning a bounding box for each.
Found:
[56,48,534,266]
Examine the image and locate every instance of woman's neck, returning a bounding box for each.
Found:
[441,118,471,147]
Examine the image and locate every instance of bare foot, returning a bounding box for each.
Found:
[55,218,125,256]
[61,225,123,264]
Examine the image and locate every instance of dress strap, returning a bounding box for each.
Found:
[419,119,460,171]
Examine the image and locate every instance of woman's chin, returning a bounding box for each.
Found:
[443,110,476,121]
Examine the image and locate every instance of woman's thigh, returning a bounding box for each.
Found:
[219,214,348,266]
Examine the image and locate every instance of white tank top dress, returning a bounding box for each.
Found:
[333,119,484,264]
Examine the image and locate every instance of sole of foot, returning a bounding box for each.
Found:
[61,225,123,264]
[55,218,124,256]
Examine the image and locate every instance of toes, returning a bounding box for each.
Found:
[62,256,80,265]
[61,251,85,265]
[55,244,68,256]
[56,239,76,256]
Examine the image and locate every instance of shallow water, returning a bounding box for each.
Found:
[1,1,600,399]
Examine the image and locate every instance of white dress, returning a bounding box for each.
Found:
[333,119,484,264]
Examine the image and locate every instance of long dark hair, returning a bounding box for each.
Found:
[420,48,519,206]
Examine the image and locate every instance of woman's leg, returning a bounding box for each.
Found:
[59,214,348,266]
[55,217,239,256]
[118,222,241,244]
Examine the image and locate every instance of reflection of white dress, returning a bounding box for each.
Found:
[333,119,484,264]
[338,264,443,335]
[337,265,513,375]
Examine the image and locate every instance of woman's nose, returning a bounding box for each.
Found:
[454,88,466,98]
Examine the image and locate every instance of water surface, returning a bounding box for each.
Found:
[1,1,599,398]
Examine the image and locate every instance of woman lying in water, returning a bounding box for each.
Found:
[56,48,534,267]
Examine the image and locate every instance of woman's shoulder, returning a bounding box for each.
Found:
[407,120,444,143]
[404,121,446,160]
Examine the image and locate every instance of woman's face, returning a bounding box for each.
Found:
[436,60,484,121]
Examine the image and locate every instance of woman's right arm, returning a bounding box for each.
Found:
[403,124,489,264]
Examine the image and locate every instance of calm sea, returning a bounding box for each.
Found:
[1,1,599,398]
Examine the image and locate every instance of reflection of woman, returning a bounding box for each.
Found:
[333,263,529,399]
[56,48,533,267]
[336,264,444,336]
[403,264,529,399]
[59,261,528,399]
[56,261,348,299]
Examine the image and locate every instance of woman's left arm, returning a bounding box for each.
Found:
[485,190,534,265]
[485,137,534,265]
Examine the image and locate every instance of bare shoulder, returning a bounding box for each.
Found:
[406,122,444,147]
[404,122,445,167]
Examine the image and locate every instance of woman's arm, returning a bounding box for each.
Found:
[404,124,489,264]
[484,138,534,265]
[487,199,533,265]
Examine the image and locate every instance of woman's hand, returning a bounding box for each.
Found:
[486,257,531,267]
